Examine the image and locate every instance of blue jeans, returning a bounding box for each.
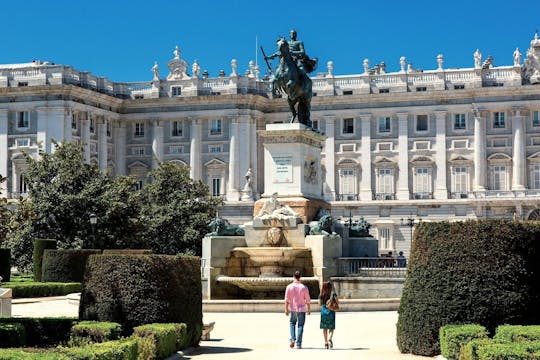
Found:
[289,311,306,346]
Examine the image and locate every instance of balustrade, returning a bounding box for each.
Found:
[338,257,407,277]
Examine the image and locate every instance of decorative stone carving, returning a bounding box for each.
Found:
[474,49,482,69]
[207,217,245,236]
[327,61,334,77]
[363,59,369,74]
[523,33,540,84]
[437,54,444,70]
[231,59,238,76]
[304,157,317,184]
[308,214,335,235]
[255,192,300,224]
[167,45,189,80]
[151,61,159,81]
[192,60,200,78]
[400,56,406,73]
[513,48,522,67]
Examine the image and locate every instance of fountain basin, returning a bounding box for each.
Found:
[217,275,319,292]
[230,247,311,277]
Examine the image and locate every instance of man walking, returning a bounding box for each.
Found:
[285,270,311,349]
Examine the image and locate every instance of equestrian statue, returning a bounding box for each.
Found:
[262,29,317,127]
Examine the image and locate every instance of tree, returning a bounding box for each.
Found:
[19,141,143,251]
[138,162,223,255]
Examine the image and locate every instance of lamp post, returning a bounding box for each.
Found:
[400,213,420,240]
[89,213,97,248]
[345,206,357,228]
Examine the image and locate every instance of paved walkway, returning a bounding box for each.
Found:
[12,298,433,360]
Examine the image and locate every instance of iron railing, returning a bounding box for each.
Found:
[337,257,407,278]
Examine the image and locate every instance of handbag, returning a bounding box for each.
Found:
[325,293,339,311]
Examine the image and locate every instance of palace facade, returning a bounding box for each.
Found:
[2,35,540,256]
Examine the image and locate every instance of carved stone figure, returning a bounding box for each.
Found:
[256,192,300,222]
[474,49,482,69]
[243,168,252,191]
[151,61,159,81]
[309,214,335,236]
[207,217,245,236]
[513,48,522,67]
[522,33,540,85]
[192,60,200,78]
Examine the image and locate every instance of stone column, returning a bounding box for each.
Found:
[64,108,72,143]
[323,116,336,201]
[81,113,91,163]
[189,118,202,180]
[249,118,258,198]
[359,114,372,201]
[227,117,240,201]
[473,111,487,191]
[114,122,126,175]
[98,117,108,171]
[151,119,163,170]
[512,109,526,190]
[0,109,8,197]
[36,107,64,154]
[397,112,410,200]
[434,111,448,199]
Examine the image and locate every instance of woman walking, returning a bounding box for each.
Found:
[318,281,339,349]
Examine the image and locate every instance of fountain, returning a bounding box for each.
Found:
[201,123,342,300]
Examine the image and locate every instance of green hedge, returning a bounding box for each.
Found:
[0,248,10,282]
[476,341,540,360]
[102,249,152,255]
[0,349,69,359]
[42,249,101,282]
[440,324,488,360]
[493,325,540,343]
[57,338,138,360]
[133,323,177,359]
[32,239,56,282]
[0,323,25,348]
[3,282,81,298]
[397,220,540,356]
[79,254,202,346]
[0,317,76,347]
[459,338,493,360]
[70,321,122,346]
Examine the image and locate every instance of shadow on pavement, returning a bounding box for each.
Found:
[190,346,252,355]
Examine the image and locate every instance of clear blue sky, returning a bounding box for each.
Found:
[3,0,540,82]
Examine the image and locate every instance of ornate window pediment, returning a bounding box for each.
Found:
[528,151,540,164]
[449,155,472,164]
[204,158,226,169]
[128,160,149,170]
[374,157,397,168]
[168,159,188,167]
[337,158,359,167]
[487,152,512,164]
[410,155,433,166]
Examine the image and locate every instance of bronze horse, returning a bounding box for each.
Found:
[269,37,313,126]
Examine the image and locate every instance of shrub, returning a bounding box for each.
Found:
[32,239,56,282]
[57,338,138,360]
[4,281,81,298]
[70,321,122,346]
[440,324,488,360]
[42,249,101,282]
[0,248,10,282]
[0,349,69,359]
[0,323,26,348]
[459,338,493,360]
[397,220,540,356]
[493,325,540,343]
[79,254,202,346]
[102,249,152,255]
[172,323,188,350]
[475,341,540,360]
[133,323,177,359]
[0,317,76,347]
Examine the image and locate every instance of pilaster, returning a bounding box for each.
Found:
[473,110,486,191]
[114,122,126,175]
[36,107,65,154]
[189,118,202,180]
[359,114,373,201]
[396,112,410,200]
[81,112,91,163]
[434,111,448,199]
[323,116,336,201]
[0,109,8,196]
[98,117,108,171]
[227,117,240,201]
[512,109,526,190]
[151,119,163,170]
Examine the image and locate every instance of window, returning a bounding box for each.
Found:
[71,115,77,130]
[106,122,111,137]
[210,119,222,135]
[533,111,540,127]
[454,114,466,130]
[492,165,507,190]
[533,137,540,146]
[19,173,27,194]
[340,144,355,152]
[15,138,30,147]
[377,168,394,196]
[379,88,389,94]
[209,145,222,153]
[532,165,540,189]
[413,141,430,150]
[416,86,427,92]
[132,147,145,155]
[134,122,145,137]
[171,121,183,137]
[134,180,144,191]
[452,166,469,194]
[452,140,468,149]
[413,167,431,198]
[311,120,319,131]
[379,227,393,250]
[340,168,356,199]
[211,177,221,196]
[416,115,428,132]
[169,145,183,154]
[343,90,353,95]
[172,86,182,96]
[493,112,505,128]
[342,118,354,134]
[454,84,465,90]
[18,82,28,87]
[134,94,144,99]
[376,142,393,151]
[378,117,391,133]
[491,138,507,147]
[90,118,95,133]
[17,112,29,129]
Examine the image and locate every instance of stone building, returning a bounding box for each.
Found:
[2,34,540,257]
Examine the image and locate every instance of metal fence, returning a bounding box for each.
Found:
[337,257,407,278]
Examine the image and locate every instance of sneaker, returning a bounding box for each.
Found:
[296,344,302,349]
[289,341,295,348]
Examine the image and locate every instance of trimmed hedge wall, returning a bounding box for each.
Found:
[133,323,177,359]
[4,282,81,298]
[0,349,69,359]
[79,254,202,346]
[42,249,101,282]
[0,249,10,283]
[397,220,540,356]
[70,321,122,346]
[493,325,540,343]
[57,338,138,360]
[102,249,152,255]
[0,323,25,348]
[0,317,76,347]
[439,324,488,360]
[32,239,56,282]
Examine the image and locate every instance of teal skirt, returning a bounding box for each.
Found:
[320,304,336,329]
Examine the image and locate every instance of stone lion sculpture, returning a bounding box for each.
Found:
[206,217,245,236]
[349,217,372,237]
[309,214,335,236]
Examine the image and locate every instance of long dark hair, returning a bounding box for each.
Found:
[320,281,333,303]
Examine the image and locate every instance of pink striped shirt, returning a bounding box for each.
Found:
[285,280,311,312]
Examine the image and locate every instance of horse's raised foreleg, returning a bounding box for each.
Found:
[288,97,297,123]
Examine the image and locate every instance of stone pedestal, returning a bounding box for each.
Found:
[253,197,330,224]
[0,288,12,317]
[305,234,343,285]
